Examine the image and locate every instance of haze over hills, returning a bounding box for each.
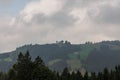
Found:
[1,40,120,73]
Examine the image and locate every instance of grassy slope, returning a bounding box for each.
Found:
[1,41,120,72]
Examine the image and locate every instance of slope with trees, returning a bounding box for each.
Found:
[0,41,120,72]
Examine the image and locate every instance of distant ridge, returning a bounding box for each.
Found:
[0,40,120,72]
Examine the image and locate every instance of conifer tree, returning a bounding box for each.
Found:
[7,68,16,80]
[13,51,33,80]
[97,72,103,80]
[84,71,89,80]
[90,72,96,80]
[103,68,109,80]
[76,70,83,80]
[61,67,70,80]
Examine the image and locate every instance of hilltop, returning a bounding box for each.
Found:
[1,40,120,72]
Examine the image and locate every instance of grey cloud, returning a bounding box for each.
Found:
[88,2,120,24]
[28,0,92,27]
[49,12,78,27]
[97,6,120,24]
[30,12,78,28]
[31,13,47,24]
[20,0,105,28]
[62,0,120,25]
[63,0,104,9]
[1,0,120,52]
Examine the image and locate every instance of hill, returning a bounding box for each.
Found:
[0,40,120,72]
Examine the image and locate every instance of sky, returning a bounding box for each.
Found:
[0,0,120,52]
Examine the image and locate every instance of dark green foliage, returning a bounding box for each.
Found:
[12,51,56,80]
[33,56,45,67]
[103,68,109,80]
[71,72,76,80]
[1,51,120,80]
[0,72,6,80]
[70,71,83,80]
[84,71,89,80]
[13,52,33,80]
[61,67,70,80]
[76,70,83,80]
[31,55,57,80]
[114,65,120,80]
[90,72,96,80]
[55,71,60,80]
[32,66,54,80]
[7,68,16,80]
[97,72,103,80]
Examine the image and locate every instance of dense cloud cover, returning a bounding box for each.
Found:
[0,0,120,52]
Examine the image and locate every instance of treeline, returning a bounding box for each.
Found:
[0,51,120,80]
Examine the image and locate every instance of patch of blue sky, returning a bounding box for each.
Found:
[0,0,32,17]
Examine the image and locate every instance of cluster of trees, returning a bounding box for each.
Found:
[0,51,120,80]
[0,51,56,80]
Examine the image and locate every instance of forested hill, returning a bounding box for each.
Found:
[1,40,120,72]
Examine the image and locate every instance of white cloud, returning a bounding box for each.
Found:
[20,0,66,23]
[0,0,120,52]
